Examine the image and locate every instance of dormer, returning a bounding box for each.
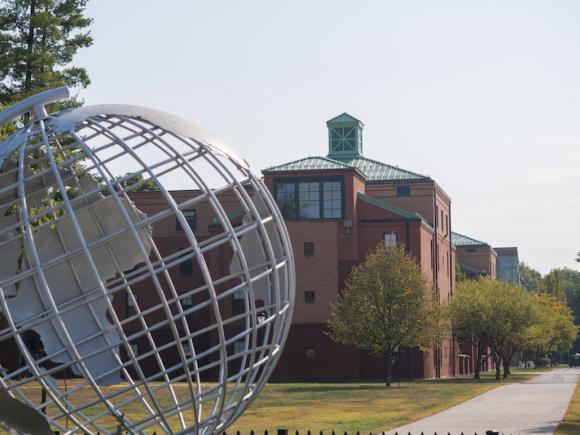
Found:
[326,113,364,160]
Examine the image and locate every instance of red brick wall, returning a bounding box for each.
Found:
[285,221,339,324]
[456,246,498,279]
[272,324,360,381]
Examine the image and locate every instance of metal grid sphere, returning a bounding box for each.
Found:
[0,89,295,434]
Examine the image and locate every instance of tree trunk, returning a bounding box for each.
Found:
[493,353,502,380]
[506,348,516,377]
[384,350,392,387]
[502,355,509,378]
[24,0,37,94]
[474,340,485,379]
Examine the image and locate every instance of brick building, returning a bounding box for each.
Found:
[452,232,497,279]
[451,232,522,373]
[261,113,457,380]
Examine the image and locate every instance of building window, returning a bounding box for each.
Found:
[305,347,315,361]
[130,343,139,357]
[384,232,398,247]
[232,289,245,315]
[234,340,246,355]
[275,182,297,218]
[322,181,342,218]
[304,242,315,256]
[232,340,246,371]
[176,209,196,232]
[274,178,343,220]
[181,294,193,309]
[441,210,444,230]
[298,182,320,219]
[396,186,411,197]
[304,291,315,304]
[126,292,138,317]
[178,249,193,275]
[183,342,194,357]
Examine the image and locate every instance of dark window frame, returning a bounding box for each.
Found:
[304,290,315,304]
[232,289,246,315]
[180,293,194,309]
[396,185,411,197]
[304,241,315,256]
[273,176,345,221]
[305,347,316,361]
[176,209,197,232]
[178,248,194,275]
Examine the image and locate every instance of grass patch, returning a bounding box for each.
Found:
[555,374,580,435]
[229,369,542,434]
[17,369,543,433]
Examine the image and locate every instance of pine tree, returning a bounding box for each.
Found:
[0,0,92,107]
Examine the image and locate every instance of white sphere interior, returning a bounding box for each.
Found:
[0,92,295,434]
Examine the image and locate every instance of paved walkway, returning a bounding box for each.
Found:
[386,368,579,435]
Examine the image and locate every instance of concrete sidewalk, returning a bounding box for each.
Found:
[385,368,579,435]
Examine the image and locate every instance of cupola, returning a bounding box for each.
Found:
[326,112,364,160]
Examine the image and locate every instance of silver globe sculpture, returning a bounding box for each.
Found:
[0,87,295,434]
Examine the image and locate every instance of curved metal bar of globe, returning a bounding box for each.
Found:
[0,86,70,126]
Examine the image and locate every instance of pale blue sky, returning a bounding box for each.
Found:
[75,0,580,274]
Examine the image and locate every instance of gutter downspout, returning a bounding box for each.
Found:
[432,185,441,379]
[449,201,456,377]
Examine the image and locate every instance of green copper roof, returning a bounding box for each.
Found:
[263,156,357,173]
[264,113,430,182]
[357,192,420,220]
[452,231,489,247]
[326,112,364,126]
[335,156,428,181]
[264,154,428,182]
[458,262,489,276]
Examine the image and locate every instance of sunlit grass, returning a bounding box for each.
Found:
[555,374,580,435]
[228,369,542,434]
[18,369,543,433]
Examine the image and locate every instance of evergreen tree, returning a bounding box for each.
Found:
[0,0,92,107]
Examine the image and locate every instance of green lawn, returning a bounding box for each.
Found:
[555,374,580,435]
[21,369,543,433]
[229,369,543,434]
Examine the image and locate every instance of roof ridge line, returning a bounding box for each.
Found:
[452,231,489,246]
[263,155,346,171]
[352,155,429,179]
